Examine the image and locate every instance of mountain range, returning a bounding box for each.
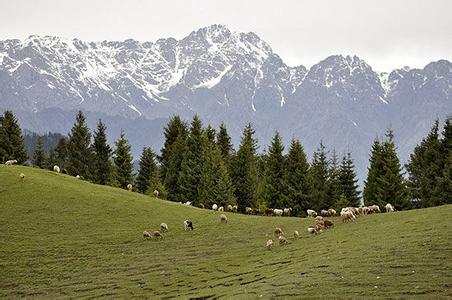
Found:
[0,24,451,184]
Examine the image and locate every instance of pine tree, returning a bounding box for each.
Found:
[216,122,234,171]
[32,136,46,168]
[339,152,361,207]
[164,134,188,201]
[308,142,330,211]
[376,130,408,208]
[326,150,341,209]
[178,115,205,204]
[431,117,452,205]
[91,120,112,185]
[136,147,158,194]
[112,130,134,189]
[363,138,384,206]
[0,110,28,163]
[198,140,235,207]
[232,123,259,212]
[406,120,442,207]
[67,111,92,178]
[159,116,188,183]
[49,137,68,170]
[205,124,216,144]
[285,138,311,216]
[264,132,288,208]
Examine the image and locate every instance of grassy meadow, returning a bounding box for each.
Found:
[0,165,451,298]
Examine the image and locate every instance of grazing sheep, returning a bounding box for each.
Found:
[266,208,274,216]
[363,206,370,215]
[53,165,60,173]
[314,223,324,233]
[19,173,25,181]
[328,208,337,216]
[341,210,355,223]
[279,235,289,245]
[274,227,284,237]
[315,215,324,222]
[307,226,317,235]
[266,239,274,250]
[253,208,261,215]
[227,204,233,211]
[369,204,381,214]
[293,230,300,240]
[160,223,169,232]
[75,175,80,179]
[218,206,224,212]
[127,183,133,191]
[153,190,159,198]
[232,205,238,213]
[184,201,192,206]
[245,207,253,214]
[212,204,218,211]
[385,203,394,213]
[307,209,317,217]
[5,159,17,166]
[320,209,329,217]
[220,214,228,224]
[283,208,293,216]
[197,203,205,209]
[273,209,283,216]
[62,168,69,175]
[184,220,193,231]
[143,230,152,239]
[324,220,334,228]
[153,231,164,240]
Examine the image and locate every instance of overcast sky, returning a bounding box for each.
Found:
[0,0,450,72]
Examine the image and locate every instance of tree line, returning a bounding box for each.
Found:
[1,110,450,214]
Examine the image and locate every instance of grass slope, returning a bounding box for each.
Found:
[0,166,451,298]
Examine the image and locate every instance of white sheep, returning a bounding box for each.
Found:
[385,203,394,213]
[212,204,218,211]
[153,230,164,240]
[245,207,253,214]
[53,165,60,173]
[307,209,317,217]
[127,183,133,191]
[307,226,317,235]
[218,206,224,212]
[160,223,169,232]
[273,209,283,216]
[184,201,192,206]
[328,208,337,216]
[19,173,25,181]
[274,227,284,237]
[143,230,152,239]
[266,239,273,250]
[5,159,17,166]
[227,204,233,211]
[279,235,289,245]
[283,208,293,216]
[293,230,300,240]
[220,214,228,224]
[76,175,80,179]
[153,190,159,198]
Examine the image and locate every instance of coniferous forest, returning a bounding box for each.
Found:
[1,110,450,214]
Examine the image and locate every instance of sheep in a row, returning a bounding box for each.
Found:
[307,209,317,217]
[385,203,394,213]
[5,159,17,166]
[53,165,60,173]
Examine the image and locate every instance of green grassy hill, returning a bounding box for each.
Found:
[0,166,451,298]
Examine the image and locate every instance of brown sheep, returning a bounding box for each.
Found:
[324,220,334,228]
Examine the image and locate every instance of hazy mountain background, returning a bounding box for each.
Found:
[1,24,451,185]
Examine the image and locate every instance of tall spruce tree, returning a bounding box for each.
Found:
[91,120,112,185]
[112,130,134,189]
[164,134,188,201]
[232,123,259,212]
[285,138,311,216]
[216,122,234,171]
[339,152,361,207]
[67,111,92,178]
[0,110,28,163]
[376,130,408,208]
[205,124,216,144]
[406,120,442,207]
[32,136,46,168]
[136,147,158,194]
[363,138,384,206]
[159,116,188,183]
[49,137,68,170]
[198,139,235,207]
[326,150,341,209]
[178,115,205,204]
[308,142,330,211]
[264,132,288,208]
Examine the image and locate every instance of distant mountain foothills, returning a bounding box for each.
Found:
[0,24,451,183]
